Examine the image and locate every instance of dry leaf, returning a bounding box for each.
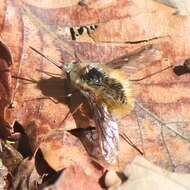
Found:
[0,142,23,173]
[0,158,8,189]
[21,0,175,27]
[0,39,13,139]
[116,156,190,190]
[155,0,190,15]
[38,129,103,176]
[44,164,103,190]
[12,158,41,190]
[0,0,190,177]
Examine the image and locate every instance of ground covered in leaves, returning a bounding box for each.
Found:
[0,0,190,189]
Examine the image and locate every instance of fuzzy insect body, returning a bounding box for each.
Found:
[30,45,165,164]
[64,62,134,119]
[63,62,135,163]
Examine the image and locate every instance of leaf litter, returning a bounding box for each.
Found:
[0,0,190,189]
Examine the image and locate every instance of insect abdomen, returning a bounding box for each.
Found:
[103,77,126,104]
[103,69,134,118]
[74,64,134,117]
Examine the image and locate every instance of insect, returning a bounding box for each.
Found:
[63,61,134,163]
[30,45,171,164]
[70,24,98,40]
[64,61,134,116]
[30,47,132,163]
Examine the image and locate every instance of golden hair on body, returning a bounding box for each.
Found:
[64,62,134,119]
[31,46,167,164]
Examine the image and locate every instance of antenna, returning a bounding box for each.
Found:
[30,46,63,70]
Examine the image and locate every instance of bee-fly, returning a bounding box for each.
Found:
[64,62,134,117]
[30,46,172,164]
[30,46,134,163]
[63,61,134,163]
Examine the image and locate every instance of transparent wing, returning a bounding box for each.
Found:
[105,44,163,74]
[85,92,119,164]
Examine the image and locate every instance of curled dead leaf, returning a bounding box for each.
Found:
[0,141,22,173]
[0,40,13,139]
[44,164,103,190]
[37,129,103,180]
[0,158,8,189]
[12,158,41,190]
[0,40,12,112]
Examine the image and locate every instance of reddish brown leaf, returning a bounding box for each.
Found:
[0,141,23,173]
[38,130,103,175]
[21,0,175,27]
[0,158,8,189]
[44,164,103,190]
[1,0,23,135]
[0,39,13,139]
[1,0,190,174]
[12,158,41,190]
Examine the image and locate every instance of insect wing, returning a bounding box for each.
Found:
[106,44,162,74]
[86,92,119,164]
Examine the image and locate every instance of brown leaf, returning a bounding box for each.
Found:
[0,40,12,112]
[0,158,8,189]
[0,0,23,140]
[21,0,175,27]
[1,0,190,174]
[0,39,13,139]
[12,158,41,190]
[4,1,162,151]
[0,142,23,173]
[38,129,103,176]
[89,13,190,44]
[44,164,103,190]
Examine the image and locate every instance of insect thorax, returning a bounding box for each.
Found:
[78,65,127,105]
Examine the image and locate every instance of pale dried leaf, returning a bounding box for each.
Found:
[155,0,190,15]
[116,156,190,190]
